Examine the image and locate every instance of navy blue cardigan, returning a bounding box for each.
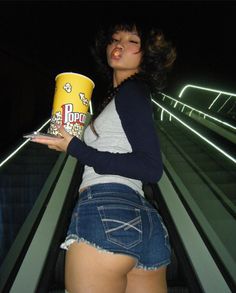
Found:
[67,80,163,183]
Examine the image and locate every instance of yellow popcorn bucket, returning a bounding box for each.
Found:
[48,72,95,138]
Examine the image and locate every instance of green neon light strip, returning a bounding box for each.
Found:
[0,118,51,168]
[151,98,236,164]
[217,96,232,112]
[160,93,236,131]
[89,101,93,115]
[208,93,222,110]
[178,84,236,99]
[160,109,164,121]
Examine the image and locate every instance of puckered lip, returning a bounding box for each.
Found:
[111,48,122,60]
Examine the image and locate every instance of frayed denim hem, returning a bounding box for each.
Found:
[60,234,114,255]
[60,235,170,271]
[136,260,171,271]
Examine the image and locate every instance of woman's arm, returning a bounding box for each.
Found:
[67,80,163,183]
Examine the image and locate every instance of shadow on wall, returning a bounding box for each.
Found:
[0,49,54,156]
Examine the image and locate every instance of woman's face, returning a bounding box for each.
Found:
[106,30,142,75]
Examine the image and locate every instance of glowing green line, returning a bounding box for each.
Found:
[208,93,221,109]
[160,93,236,131]
[160,109,164,121]
[0,119,51,168]
[178,84,236,99]
[89,101,93,115]
[217,96,232,112]
[151,98,236,164]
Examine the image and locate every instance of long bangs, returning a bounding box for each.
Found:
[109,21,143,38]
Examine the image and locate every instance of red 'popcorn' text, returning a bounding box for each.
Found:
[62,103,86,125]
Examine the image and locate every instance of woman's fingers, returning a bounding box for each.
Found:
[30,126,74,153]
[31,136,62,145]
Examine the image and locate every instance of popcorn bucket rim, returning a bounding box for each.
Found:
[55,72,95,89]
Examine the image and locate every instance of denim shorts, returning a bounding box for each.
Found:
[61,183,171,270]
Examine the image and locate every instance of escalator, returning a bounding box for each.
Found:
[0,134,66,292]
[0,137,193,292]
[0,93,235,292]
[151,96,236,291]
[153,94,236,211]
[0,142,60,265]
[157,120,236,208]
[45,92,236,292]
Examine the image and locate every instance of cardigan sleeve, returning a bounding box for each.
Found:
[67,80,163,183]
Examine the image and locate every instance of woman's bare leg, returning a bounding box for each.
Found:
[125,266,168,293]
[65,242,137,293]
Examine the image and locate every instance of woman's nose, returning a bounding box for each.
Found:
[115,41,124,49]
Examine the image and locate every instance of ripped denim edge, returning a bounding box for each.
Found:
[60,234,114,254]
[136,259,171,271]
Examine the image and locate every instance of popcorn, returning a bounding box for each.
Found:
[79,92,89,106]
[63,82,72,93]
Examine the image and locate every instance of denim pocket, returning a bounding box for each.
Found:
[98,205,142,249]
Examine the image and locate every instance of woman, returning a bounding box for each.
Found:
[32,20,176,293]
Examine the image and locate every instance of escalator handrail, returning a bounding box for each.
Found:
[151,97,236,164]
[0,152,67,293]
[158,92,236,131]
[0,118,51,168]
[8,155,78,293]
[178,84,236,100]
[158,170,233,293]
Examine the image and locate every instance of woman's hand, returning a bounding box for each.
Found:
[31,126,74,152]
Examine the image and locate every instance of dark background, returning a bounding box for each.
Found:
[0,1,236,156]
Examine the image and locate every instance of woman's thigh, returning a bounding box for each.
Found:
[125,266,168,293]
[65,242,137,293]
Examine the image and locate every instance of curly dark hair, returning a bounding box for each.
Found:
[91,20,176,92]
